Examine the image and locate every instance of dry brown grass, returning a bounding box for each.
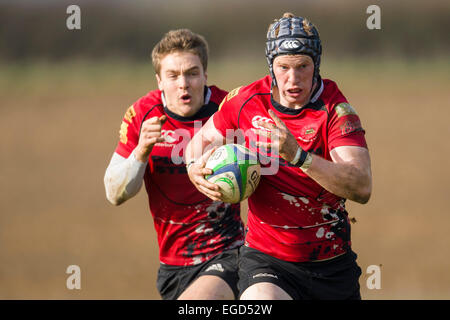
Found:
[1,57,449,299]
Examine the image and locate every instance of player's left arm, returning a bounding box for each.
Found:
[255,109,372,204]
[305,146,372,204]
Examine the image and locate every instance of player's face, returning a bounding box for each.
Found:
[156,51,207,117]
[272,54,316,109]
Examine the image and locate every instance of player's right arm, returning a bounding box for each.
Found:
[104,115,166,205]
[185,87,242,201]
[185,117,225,201]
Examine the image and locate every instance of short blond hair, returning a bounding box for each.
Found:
[151,29,209,75]
[267,12,296,36]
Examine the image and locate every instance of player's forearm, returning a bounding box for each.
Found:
[185,118,225,164]
[304,154,372,204]
[104,151,147,205]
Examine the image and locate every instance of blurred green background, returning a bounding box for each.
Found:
[1,0,449,299]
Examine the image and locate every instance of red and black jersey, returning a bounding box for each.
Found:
[115,86,244,266]
[213,75,368,262]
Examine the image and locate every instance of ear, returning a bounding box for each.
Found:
[156,73,163,91]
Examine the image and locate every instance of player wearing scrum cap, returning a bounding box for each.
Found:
[104,29,244,300]
[186,13,372,299]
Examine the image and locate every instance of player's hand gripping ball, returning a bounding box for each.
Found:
[205,144,261,204]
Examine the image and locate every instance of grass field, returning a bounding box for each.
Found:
[1,57,449,299]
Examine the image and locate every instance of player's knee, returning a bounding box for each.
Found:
[178,275,235,300]
[240,282,292,300]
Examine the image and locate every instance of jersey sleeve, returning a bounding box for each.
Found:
[212,86,242,137]
[114,102,141,158]
[113,90,163,158]
[327,102,368,151]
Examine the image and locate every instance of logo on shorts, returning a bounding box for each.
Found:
[253,272,278,279]
[205,263,224,273]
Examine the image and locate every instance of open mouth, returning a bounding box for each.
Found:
[286,88,303,98]
[180,93,192,103]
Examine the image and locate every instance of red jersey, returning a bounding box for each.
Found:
[213,75,368,262]
[115,86,244,266]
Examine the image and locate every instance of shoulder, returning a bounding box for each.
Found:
[321,79,347,105]
[237,75,271,100]
[320,79,359,116]
[218,75,271,110]
[131,89,164,119]
[208,85,228,105]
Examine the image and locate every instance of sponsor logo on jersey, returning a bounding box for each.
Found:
[335,103,357,118]
[340,119,362,135]
[280,39,301,50]
[298,126,318,142]
[119,105,136,144]
[124,105,136,122]
[205,263,225,273]
[161,130,177,143]
[227,86,242,100]
[119,121,128,144]
[219,86,242,110]
[251,115,274,131]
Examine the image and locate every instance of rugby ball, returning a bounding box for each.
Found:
[205,144,261,204]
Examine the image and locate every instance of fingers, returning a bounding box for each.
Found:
[144,116,164,125]
[255,120,277,132]
[197,184,222,201]
[140,130,164,139]
[147,136,165,144]
[200,146,218,166]
[139,116,167,148]
[254,110,286,133]
[252,126,280,148]
[268,109,287,129]
[139,133,165,149]
[188,163,222,200]
[159,115,167,124]
[142,124,164,132]
[190,165,218,190]
[252,128,273,139]
[252,111,299,160]
[142,116,164,132]
[140,116,167,135]
[254,140,271,149]
[198,177,220,192]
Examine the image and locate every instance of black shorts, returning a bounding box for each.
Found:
[156,249,239,300]
[238,245,362,300]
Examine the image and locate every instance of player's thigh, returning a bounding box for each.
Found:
[240,282,293,300]
[178,275,235,300]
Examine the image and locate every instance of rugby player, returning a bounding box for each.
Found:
[104,29,244,300]
[186,14,372,299]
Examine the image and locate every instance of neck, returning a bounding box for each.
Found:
[272,81,317,109]
[161,93,205,118]
[166,101,204,118]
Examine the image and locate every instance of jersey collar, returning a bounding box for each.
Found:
[161,86,214,122]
